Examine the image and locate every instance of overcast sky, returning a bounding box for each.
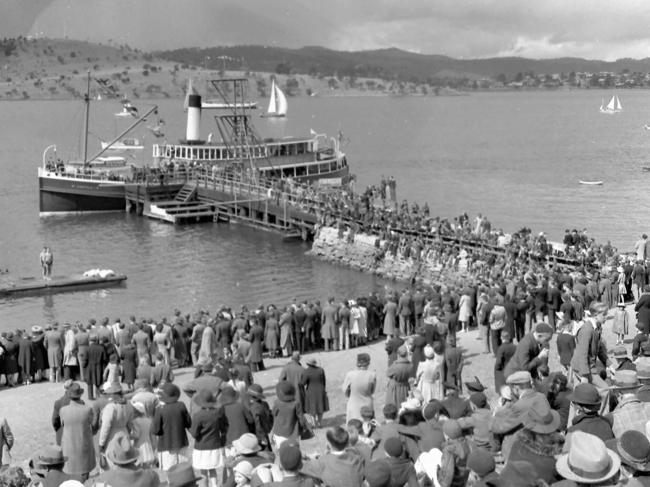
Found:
[2,0,650,60]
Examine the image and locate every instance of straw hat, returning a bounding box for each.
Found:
[611,370,641,391]
[556,432,620,484]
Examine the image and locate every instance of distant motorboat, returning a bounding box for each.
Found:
[579,180,604,186]
[261,79,288,118]
[642,167,650,172]
[644,124,650,130]
[599,95,622,114]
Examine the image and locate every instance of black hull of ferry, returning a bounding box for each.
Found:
[39,176,125,214]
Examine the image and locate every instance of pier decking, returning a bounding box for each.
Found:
[125,172,317,239]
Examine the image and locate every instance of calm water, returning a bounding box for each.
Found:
[1,90,650,327]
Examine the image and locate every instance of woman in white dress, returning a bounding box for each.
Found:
[415,344,444,402]
[458,290,472,333]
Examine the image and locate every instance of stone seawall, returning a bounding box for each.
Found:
[308,226,443,283]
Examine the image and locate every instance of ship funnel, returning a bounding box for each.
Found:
[186,94,201,142]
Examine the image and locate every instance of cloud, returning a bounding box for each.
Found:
[14,0,650,60]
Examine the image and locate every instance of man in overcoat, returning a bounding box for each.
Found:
[60,382,96,480]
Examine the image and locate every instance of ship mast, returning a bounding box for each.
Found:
[82,71,91,165]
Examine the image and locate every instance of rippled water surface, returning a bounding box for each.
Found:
[1,90,650,327]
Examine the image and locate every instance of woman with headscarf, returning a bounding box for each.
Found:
[341,353,377,423]
[416,344,444,402]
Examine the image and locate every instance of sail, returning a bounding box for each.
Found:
[606,95,616,111]
[267,80,278,114]
[615,95,622,111]
[275,83,288,116]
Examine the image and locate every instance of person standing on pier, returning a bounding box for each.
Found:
[40,246,53,279]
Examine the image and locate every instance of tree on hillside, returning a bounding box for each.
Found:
[275,62,291,75]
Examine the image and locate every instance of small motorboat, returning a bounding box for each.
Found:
[579,180,604,186]
[643,167,650,172]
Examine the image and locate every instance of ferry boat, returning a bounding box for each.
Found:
[39,77,349,214]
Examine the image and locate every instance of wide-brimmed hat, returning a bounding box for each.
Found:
[638,363,650,381]
[166,462,203,487]
[606,431,650,472]
[556,432,620,484]
[194,389,217,409]
[611,370,641,390]
[276,381,295,402]
[247,384,265,401]
[31,326,43,334]
[37,445,67,466]
[232,433,261,455]
[612,346,628,359]
[569,383,602,407]
[67,382,84,400]
[465,376,486,393]
[106,432,139,465]
[305,357,319,367]
[522,396,560,434]
[160,383,181,403]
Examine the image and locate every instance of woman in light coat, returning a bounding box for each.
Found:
[416,344,444,402]
[342,352,376,423]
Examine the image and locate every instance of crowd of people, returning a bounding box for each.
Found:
[2,256,650,486]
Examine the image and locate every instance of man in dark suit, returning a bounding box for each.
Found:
[412,288,426,329]
[502,323,552,380]
[546,279,562,330]
[301,427,364,487]
[635,285,650,333]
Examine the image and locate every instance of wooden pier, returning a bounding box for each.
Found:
[124,173,316,240]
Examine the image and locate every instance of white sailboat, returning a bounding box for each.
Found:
[262,79,287,118]
[600,94,622,113]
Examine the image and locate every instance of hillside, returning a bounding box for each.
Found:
[0,38,446,102]
[158,45,650,82]
[2,38,649,102]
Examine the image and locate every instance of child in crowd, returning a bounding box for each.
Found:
[612,302,629,345]
[556,319,576,372]
[131,401,156,468]
[247,384,273,451]
[102,354,122,390]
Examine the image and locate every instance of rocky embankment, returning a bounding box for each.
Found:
[309,226,443,283]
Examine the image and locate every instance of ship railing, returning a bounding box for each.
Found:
[194,170,339,214]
